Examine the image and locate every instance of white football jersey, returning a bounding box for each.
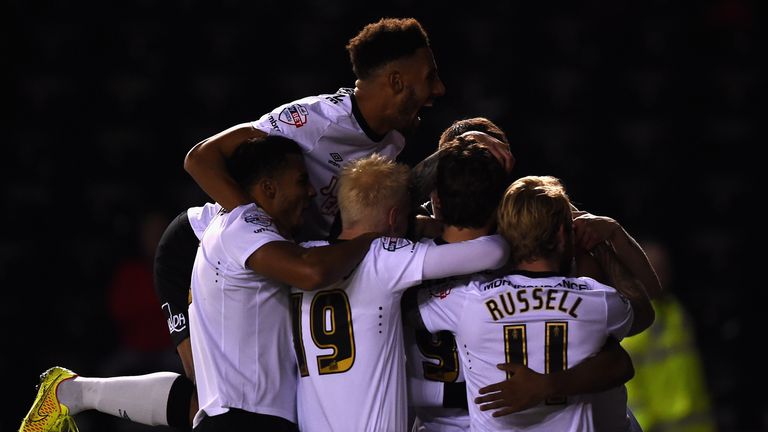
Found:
[291,237,429,432]
[404,239,485,432]
[252,88,406,240]
[189,204,297,426]
[419,272,634,432]
[187,202,221,240]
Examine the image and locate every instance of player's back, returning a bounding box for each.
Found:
[421,271,633,431]
[291,237,429,432]
[404,269,497,432]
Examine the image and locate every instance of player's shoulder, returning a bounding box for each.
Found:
[286,88,352,115]
[260,88,351,134]
[226,204,281,236]
[569,276,616,293]
[375,236,433,254]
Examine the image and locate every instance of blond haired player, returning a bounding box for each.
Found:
[291,154,510,432]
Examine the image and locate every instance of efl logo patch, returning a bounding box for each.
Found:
[279,104,309,128]
[382,237,413,252]
[244,212,273,227]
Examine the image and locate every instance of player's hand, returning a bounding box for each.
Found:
[474,363,550,417]
[459,131,515,173]
[572,211,621,251]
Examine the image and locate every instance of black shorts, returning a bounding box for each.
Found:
[154,209,199,347]
[193,409,298,432]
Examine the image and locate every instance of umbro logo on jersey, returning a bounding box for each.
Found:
[163,303,187,333]
[279,104,308,128]
[267,114,279,130]
[327,152,344,167]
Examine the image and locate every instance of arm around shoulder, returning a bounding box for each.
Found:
[421,234,510,280]
[592,243,655,336]
[246,232,379,291]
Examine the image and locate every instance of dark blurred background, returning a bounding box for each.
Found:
[6,1,761,431]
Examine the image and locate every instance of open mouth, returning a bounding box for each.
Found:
[415,104,433,124]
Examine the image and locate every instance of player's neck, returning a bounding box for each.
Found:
[337,226,378,241]
[442,225,490,243]
[354,84,394,136]
[515,257,560,273]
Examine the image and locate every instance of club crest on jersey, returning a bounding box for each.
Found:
[382,237,413,252]
[428,285,453,299]
[244,212,273,227]
[279,104,309,128]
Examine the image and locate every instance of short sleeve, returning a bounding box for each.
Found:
[370,237,430,294]
[251,97,331,153]
[604,290,634,341]
[220,205,289,268]
[187,202,222,240]
[417,281,469,334]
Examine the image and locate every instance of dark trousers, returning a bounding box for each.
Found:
[193,408,298,432]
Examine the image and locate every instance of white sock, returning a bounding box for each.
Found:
[58,372,180,426]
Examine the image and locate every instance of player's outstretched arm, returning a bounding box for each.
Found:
[475,337,633,417]
[247,232,379,291]
[421,234,510,280]
[184,123,266,211]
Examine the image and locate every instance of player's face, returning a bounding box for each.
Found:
[271,154,316,236]
[394,47,445,134]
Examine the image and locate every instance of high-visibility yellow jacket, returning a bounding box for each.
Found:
[622,296,717,432]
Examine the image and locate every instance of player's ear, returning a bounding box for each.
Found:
[260,178,277,200]
[387,205,410,237]
[387,206,400,235]
[388,70,404,94]
[430,191,441,220]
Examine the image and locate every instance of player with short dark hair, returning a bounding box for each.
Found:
[182,136,380,430]
[405,137,510,432]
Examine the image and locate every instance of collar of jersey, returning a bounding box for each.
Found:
[350,92,386,142]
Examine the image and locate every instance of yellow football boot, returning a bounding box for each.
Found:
[19,366,79,432]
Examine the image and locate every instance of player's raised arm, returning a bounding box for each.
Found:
[572,211,662,299]
[184,122,266,211]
